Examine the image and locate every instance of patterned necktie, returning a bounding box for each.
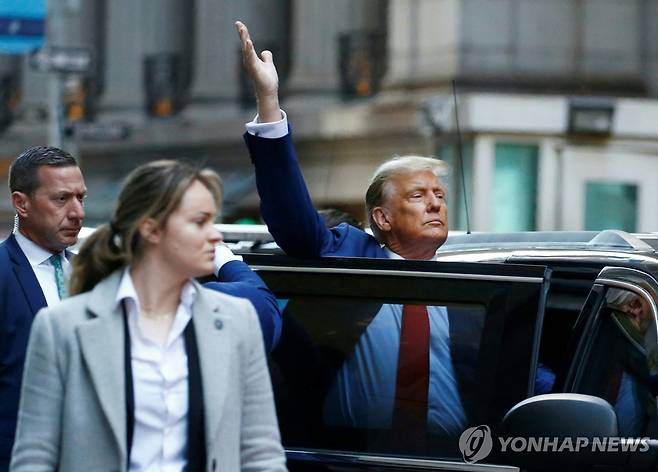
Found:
[392,304,430,446]
[49,254,67,300]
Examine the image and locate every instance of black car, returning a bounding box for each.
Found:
[220,226,658,471]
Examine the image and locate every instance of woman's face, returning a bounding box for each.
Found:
[159,180,222,278]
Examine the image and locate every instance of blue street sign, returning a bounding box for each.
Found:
[0,0,45,54]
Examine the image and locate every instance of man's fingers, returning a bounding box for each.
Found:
[260,50,273,64]
[235,20,249,41]
[236,20,262,67]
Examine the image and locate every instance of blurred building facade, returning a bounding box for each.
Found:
[1,0,657,234]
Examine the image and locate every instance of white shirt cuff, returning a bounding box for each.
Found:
[245,109,289,138]
[214,244,243,276]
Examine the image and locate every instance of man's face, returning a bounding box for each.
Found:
[13,165,87,253]
[376,170,448,259]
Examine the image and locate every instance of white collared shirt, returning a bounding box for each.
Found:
[114,268,198,472]
[13,230,71,306]
[383,246,439,261]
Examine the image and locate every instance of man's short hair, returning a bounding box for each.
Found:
[364,155,449,240]
[9,146,78,196]
[318,208,363,229]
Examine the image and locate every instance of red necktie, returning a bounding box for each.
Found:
[392,304,430,441]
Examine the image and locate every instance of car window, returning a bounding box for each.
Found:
[573,286,658,438]
[250,255,551,465]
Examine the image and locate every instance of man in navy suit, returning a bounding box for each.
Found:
[236,22,553,440]
[236,22,470,438]
[0,147,86,471]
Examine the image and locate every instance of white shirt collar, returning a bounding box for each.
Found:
[13,230,67,266]
[384,246,438,261]
[114,267,198,315]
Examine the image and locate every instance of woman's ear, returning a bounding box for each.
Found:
[138,218,161,245]
[371,207,392,233]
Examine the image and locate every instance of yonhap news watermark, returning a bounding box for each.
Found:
[458,425,651,464]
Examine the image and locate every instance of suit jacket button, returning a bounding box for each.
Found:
[214,319,223,330]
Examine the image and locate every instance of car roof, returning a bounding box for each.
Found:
[74,224,658,271]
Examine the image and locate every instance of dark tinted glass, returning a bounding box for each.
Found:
[271,298,485,457]
[576,288,658,437]
[253,256,548,464]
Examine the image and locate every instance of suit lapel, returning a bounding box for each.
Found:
[192,284,231,446]
[6,234,47,313]
[76,272,127,462]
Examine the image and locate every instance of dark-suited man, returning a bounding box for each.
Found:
[0,147,86,470]
[236,21,469,439]
[237,22,553,443]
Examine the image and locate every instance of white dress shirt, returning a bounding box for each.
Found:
[13,230,71,306]
[114,269,197,472]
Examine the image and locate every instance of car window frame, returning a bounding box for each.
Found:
[564,266,658,396]
[243,254,551,470]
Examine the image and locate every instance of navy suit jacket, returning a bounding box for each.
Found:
[245,131,387,259]
[0,235,47,471]
[204,260,282,353]
[244,131,484,424]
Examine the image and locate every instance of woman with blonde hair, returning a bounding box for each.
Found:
[11,160,287,471]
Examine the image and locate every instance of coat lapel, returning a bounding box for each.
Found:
[6,234,47,313]
[76,271,127,462]
[192,284,232,446]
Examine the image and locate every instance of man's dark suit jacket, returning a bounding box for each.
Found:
[204,260,282,353]
[243,131,481,425]
[0,234,47,471]
[0,234,282,471]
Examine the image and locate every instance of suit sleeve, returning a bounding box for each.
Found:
[10,309,63,471]
[244,130,339,258]
[204,260,282,352]
[239,302,288,472]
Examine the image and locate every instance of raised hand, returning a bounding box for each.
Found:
[235,20,281,122]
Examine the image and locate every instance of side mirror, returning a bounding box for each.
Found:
[501,393,658,470]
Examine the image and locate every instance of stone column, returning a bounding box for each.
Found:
[385,0,460,88]
[287,0,385,94]
[192,0,290,102]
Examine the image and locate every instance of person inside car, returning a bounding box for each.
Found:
[236,20,470,441]
[236,21,554,445]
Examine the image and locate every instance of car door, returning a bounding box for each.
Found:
[565,266,658,440]
[244,254,552,471]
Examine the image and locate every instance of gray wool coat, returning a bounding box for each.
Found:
[10,271,287,472]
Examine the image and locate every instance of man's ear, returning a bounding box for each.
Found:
[11,192,30,218]
[371,207,392,233]
[138,218,161,245]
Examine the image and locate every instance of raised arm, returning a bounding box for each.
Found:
[236,21,348,258]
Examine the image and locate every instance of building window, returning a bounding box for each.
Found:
[584,182,637,232]
[493,143,538,232]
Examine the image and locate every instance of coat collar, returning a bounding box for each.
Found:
[76,270,127,462]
